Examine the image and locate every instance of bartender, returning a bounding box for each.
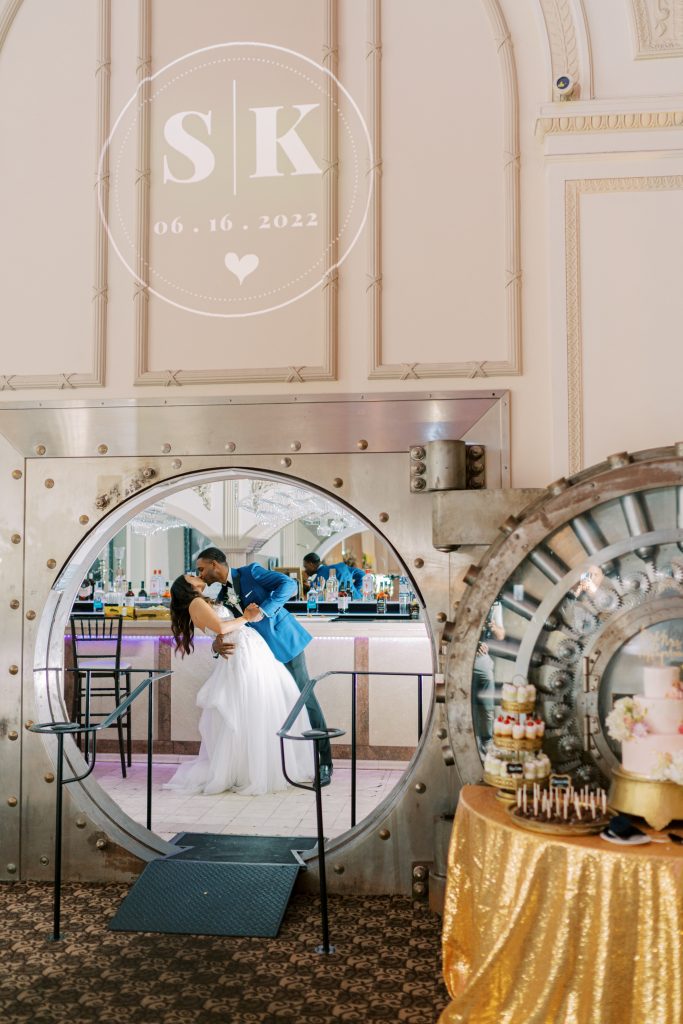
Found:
[302,552,365,599]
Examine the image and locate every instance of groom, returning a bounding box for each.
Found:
[195,546,333,786]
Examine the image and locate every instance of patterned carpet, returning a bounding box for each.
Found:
[0,883,448,1024]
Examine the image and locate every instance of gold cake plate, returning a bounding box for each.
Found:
[609,766,683,832]
[501,699,536,714]
[484,771,549,803]
[493,736,543,752]
[507,805,611,836]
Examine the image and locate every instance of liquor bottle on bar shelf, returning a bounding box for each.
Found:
[376,587,387,614]
[324,567,339,605]
[398,577,410,616]
[361,571,375,602]
[338,584,350,614]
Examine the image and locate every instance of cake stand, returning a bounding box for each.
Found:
[609,766,683,831]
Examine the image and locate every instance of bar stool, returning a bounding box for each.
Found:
[69,614,133,777]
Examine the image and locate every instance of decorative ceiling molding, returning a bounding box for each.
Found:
[0,0,109,390]
[631,0,683,58]
[134,1,339,386]
[564,175,683,475]
[368,0,521,381]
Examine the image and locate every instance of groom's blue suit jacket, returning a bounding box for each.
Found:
[233,563,311,664]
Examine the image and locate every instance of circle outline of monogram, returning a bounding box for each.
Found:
[98,41,374,318]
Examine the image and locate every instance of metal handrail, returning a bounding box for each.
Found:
[30,668,171,941]
[278,667,433,954]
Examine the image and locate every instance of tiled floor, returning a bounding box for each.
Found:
[93,758,407,841]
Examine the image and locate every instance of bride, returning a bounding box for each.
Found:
[164,574,314,796]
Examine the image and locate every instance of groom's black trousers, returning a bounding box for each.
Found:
[284,652,332,768]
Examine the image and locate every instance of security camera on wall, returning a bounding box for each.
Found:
[555,74,576,100]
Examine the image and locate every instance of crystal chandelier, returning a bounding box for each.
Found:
[238,482,361,536]
[129,503,187,537]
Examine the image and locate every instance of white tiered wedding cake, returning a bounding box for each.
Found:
[608,666,683,782]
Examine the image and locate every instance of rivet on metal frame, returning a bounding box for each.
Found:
[24,721,34,730]
[171,459,182,470]
[34,444,46,456]
[46,559,56,569]
[79,515,89,525]
[40,856,49,866]
[75,818,87,829]
[436,727,447,740]
[280,458,292,468]
[412,882,427,897]
[44,479,54,489]
[95,838,107,850]
[10,534,21,545]
[356,440,368,450]
[333,864,345,874]
[25,610,36,621]
[7,797,17,807]
[333,478,343,488]
[378,828,391,840]
[44,773,55,784]
[9,666,18,675]
[224,442,236,453]
[9,600,19,610]
[410,446,426,460]
[436,612,447,623]
[414,782,426,794]
[11,469,22,480]
[290,441,302,451]
[161,443,172,454]
[97,444,109,455]
[6,864,16,874]
[8,731,18,741]
[414,558,424,568]
[379,512,389,523]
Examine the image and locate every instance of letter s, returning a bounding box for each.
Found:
[162,111,215,184]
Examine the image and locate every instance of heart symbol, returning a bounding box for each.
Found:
[224,252,259,285]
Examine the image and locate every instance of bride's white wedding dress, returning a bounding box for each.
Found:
[164,605,314,796]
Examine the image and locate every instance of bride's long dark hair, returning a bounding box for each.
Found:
[170,575,206,657]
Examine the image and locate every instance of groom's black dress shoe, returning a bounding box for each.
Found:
[319,765,333,788]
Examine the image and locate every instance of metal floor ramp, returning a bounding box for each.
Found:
[107,834,318,938]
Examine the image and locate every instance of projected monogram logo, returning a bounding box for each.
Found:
[100,43,372,317]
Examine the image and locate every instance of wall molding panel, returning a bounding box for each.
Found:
[631,0,683,58]
[134,0,340,386]
[538,0,594,100]
[367,0,522,381]
[0,0,109,391]
[564,174,683,474]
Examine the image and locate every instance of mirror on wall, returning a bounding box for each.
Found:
[63,475,433,844]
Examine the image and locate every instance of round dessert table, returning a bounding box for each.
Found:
[439,785,683,1024]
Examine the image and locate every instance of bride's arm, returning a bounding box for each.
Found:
[189,598,257,635]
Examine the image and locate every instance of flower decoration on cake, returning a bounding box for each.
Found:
[651,750,683,786]
[605,697,651,743]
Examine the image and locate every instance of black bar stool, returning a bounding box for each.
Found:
[69,614,133,777]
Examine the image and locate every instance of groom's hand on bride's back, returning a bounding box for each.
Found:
[243,603,264,622]
[211,636,237,659]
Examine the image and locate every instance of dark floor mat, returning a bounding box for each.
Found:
[107,859,300,937]
[167,832,319,863]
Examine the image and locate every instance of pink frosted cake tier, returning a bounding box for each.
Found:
[621,733,683,776]
[634,696,683,733]
[643,666,680,699]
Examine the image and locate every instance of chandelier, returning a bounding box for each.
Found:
[129,503,187,537]
[238,483,361,536]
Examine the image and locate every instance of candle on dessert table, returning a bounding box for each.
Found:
[517,788,522,809]
[601,790,607,815]
[533,791,538,816]
[563,791,569,820]
[522,788,527,813]
[574,797,582,820]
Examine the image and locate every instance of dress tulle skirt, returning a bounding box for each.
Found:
[163,627,314,796]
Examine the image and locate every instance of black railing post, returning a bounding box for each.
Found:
[351,672,357,829]
[417,673,424,740]
[312,740,333,955]
[51,732,65,942]
[146,679,154,832]
[84,670,92,764]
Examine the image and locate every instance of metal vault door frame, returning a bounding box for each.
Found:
[0,391,509,891]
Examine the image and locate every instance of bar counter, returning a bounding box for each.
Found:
[64,614,433,760]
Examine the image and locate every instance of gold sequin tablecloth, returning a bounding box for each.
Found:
[439,785,683,1024]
